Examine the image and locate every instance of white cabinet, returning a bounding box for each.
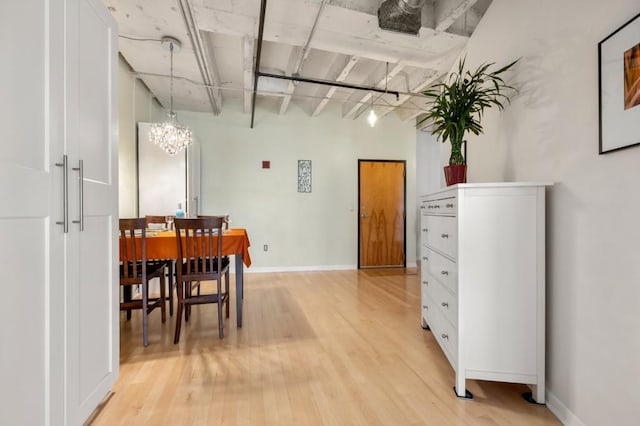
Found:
[420,183,548,403]
[0,0,118,424]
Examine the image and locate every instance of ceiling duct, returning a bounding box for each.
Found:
[377,0,426,35]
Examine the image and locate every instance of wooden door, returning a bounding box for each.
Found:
[0,1,66,423]
[358,160,406,268]
[67,0,119,422]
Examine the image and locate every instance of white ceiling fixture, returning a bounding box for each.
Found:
[149,37,194,156]
[104,0,493,124]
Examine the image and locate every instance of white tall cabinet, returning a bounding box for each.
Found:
[0,0,119,424]
[420,183,548,403]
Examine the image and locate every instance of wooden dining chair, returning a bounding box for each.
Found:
[173,217,230,343]
[145,215,175,316]
[120,218,167,347]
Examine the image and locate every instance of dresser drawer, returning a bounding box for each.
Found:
[424,215,457,259]
[427,303,458,365]
[428,275,458,328]
[422,196,456,215]
[435,315,458,364]
[423,247,458,295]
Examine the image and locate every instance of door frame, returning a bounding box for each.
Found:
[357,159,407,269]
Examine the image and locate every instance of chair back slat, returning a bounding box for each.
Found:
[119,218,147,280]
[174,217,224,277]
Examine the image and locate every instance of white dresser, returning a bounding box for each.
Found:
[420,183,548,403]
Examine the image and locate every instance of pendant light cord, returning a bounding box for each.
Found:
[170,42,174,115]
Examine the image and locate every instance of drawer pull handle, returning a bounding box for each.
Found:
[428,205,433,209]
[434,204,440,209]
[420,205,425,209]
[446,203,454,208]
[422,280,428,285]
[441,233,449,238]
[441,302,448,308]
[422,305,428,309]
[422,256,428,261]
[422,228,428,232]
[441,270,449,276]
[441,333,449,340]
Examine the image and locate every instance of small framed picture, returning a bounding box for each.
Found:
[298,160,312,193]
[598,12,640,154]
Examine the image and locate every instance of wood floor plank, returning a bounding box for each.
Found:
[91,269,560,425]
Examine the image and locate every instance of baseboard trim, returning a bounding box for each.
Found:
[245,265,357,273]
[546,390,585,426]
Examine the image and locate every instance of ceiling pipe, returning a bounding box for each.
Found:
[257,71,400,99]
[378,0,427,35]
[250,0,268,128]
[250,0,402,128]
[178,0,222,115]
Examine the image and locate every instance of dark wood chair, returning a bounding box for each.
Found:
[145,215,175,316]
[173,217,230,343]
[119,218,167,347]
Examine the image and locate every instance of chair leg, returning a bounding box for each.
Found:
[142,281,149,347]
[217,276,224,339]
[124,286,132,320]
[174,279,184,344]
[160,274,167,323]
[168,261,174,316]
[225,270,230,319]
[185,282,191,322]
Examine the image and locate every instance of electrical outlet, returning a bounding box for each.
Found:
[263,244,268,251]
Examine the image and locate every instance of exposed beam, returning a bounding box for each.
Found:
[278,46,304,115]
[435,0,478,32]
[397,104,426,122]
[178,0,223,115]
[279,0,329,115]
[311,55,359,116]
[342,62,405,119]
[243,36,255,113]
[193,0,468,69]
[375,70,442,118]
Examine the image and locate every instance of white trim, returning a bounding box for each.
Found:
[245,264,357,273]
[546,390,586,426]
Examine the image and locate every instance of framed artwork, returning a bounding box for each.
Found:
[598,12,640,154]
[298,160,312,193]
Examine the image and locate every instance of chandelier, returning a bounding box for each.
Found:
[150,36,193,156]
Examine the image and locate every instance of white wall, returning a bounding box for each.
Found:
[178,100,417,271]
[452,1,640,424]
[117,56,163,217]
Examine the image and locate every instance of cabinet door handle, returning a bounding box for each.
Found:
[422,280,428,285]
[441,233,449,238]
[441,333,449,340]
[55,155,69,233]
[72,160,84,231]
[446,203,454,208]
[440,270,449,276]
[441,302,448,308]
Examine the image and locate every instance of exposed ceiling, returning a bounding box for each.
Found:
[104,0,492,124]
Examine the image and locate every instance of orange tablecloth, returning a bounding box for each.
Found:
[123,228,252,267]
[120,228,251,328]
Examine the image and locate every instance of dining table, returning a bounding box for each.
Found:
[135,228,251,327]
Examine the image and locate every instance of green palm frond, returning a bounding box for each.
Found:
[418,57,519,165]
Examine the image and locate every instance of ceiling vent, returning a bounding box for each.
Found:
[377,0,427,35]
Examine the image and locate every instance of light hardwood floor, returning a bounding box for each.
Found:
[92,269,560,425]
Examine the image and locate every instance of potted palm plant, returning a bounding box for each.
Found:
[419,57,518,186]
